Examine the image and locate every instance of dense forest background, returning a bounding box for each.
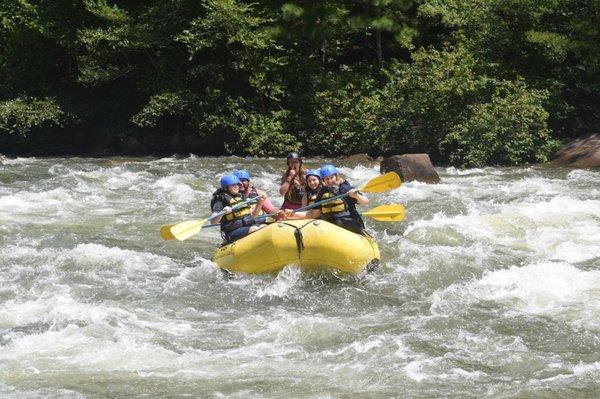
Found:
[0,0,598,166]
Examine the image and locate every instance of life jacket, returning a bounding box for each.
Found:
[305,184,322,206]
[316,180,365,229]
[284,174,306,205]
[316,181,352,220]
[210,189,254,233]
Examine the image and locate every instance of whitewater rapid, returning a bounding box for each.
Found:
[1,157,599,398]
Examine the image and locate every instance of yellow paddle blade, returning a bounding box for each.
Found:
[169,218,208,241]
[360,172,401,193]
[160,225,176,240]
[362,204,406,221]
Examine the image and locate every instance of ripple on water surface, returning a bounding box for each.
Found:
[1,158,599,397]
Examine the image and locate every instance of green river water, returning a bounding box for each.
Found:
[1,156,599,398]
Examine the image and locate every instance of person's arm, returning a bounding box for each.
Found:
[251,194,266,218]
[301,192,308,207]
[261,197,277,214]
[255,189,277,213]
[279,169,296,195]
[306,209,320,219]
[210,201,232,224]
[348,189,369,205]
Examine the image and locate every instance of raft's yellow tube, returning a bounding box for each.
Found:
[212,219,380,274]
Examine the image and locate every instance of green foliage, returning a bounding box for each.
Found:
[311,67,382,154]
[377,46,560,166]
[0,0,598,163]
[377,46,481,153]
[225,109,299,156]
[131,92,195,128]
[442,80,560,166]
[0,97,65,136]
[419,0,600,137]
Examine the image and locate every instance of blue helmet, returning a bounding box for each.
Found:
[233,169,251,181]
[306,169,321,179]
[319,164,338,178]
[220,174,241,188]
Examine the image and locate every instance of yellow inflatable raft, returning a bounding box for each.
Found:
[212,219,380,275]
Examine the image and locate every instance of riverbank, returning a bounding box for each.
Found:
[3,132,599,170]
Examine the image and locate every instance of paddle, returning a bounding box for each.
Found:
[255,203,405,222]
[203,203,406,226]
[160,196,259,241]
[361,204,406,221]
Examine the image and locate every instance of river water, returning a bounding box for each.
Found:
[0,156,599,398]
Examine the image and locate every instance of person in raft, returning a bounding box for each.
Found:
[308,164,369,235]
[210,174,267,243]
[279,152,306,211]
[286,169,323,219]
[233,169,279,216]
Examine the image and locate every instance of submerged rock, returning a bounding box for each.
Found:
[380,154,440,183]
[551,134,600,168]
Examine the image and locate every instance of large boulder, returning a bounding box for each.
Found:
[550,134,600,167]
[380,154,440,184]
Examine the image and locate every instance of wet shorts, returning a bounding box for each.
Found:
[228,226,253,241]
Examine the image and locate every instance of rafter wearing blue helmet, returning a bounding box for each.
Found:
[312,164,370,235]
[210,173,267,243]
[303,169,323,208]
[234,169,277,214]
[233,169,251,181]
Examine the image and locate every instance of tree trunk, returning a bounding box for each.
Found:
[376,30,383,66]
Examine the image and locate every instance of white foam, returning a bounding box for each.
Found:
[254,266,303,298]
[0,157,38,165]
[432,262,600,328]
[445,167,488,175]
[151,174,196,198]
[0,293,127,329]
[572,361,600,376]
[567,169,600,182]
[402,196,600,260]
[240,311,355,346]
[68,243,176,272]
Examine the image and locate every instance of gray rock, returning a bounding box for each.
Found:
[550,134,600,168]
[380,154,440,184]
